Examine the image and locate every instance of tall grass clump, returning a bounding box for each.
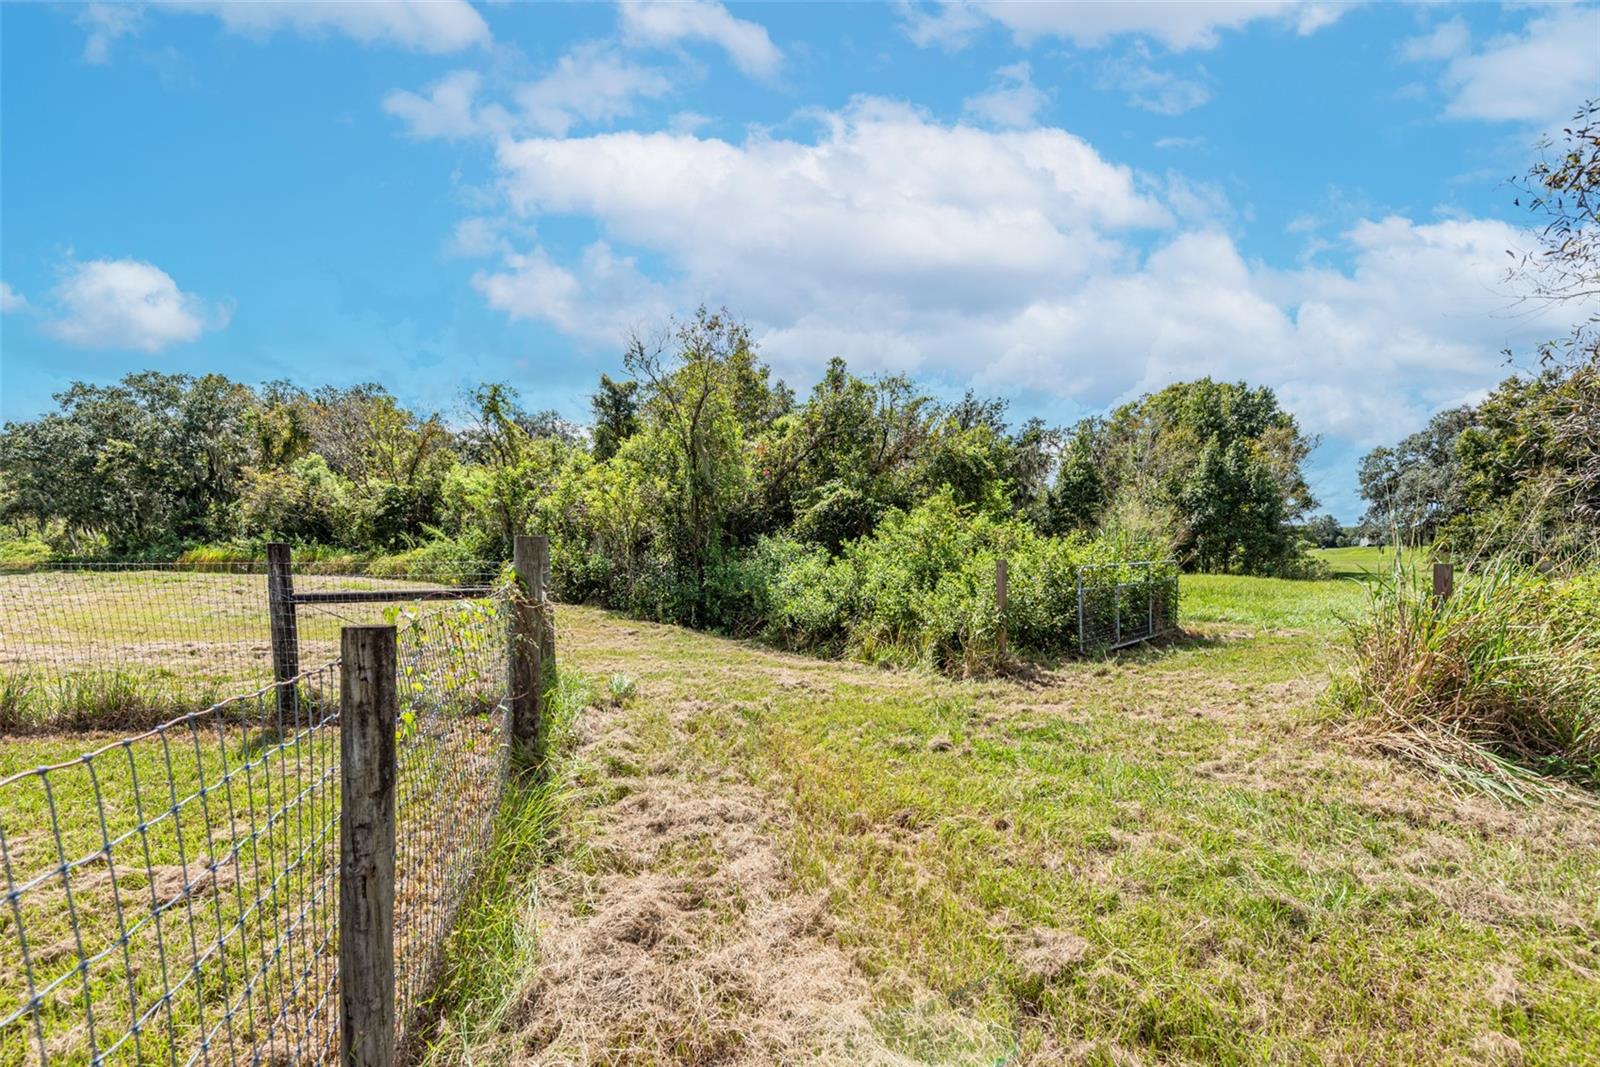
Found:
[1331,558,1600,796]
[0,668,228,733]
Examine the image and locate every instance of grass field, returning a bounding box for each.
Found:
[422,575,1600,1066]
[1309,545,1433,579]
[0,568,480,730]
[0,596,508,1066]
[6,569,1597,1064]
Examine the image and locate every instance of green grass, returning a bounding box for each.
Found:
[11,574,1599,1064]
[505,591,1600,1064]
[0,722,342,1067]
[0,568,487,728]
[1180,572,1369,633]
[415,669,590,1063]
[1310,545,1432,579]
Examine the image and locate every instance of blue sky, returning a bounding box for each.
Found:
[2,1,1597,521]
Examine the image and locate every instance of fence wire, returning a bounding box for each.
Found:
[0,597,511,1065]
[1075,560,1180,655]
[0,560,503,733]
[392,602,508,1057]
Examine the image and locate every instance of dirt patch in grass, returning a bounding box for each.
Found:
[490,697,943,1066]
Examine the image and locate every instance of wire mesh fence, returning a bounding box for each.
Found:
[391,603,509,1057]
[1075,560,1180,654]
[0,597,511,1066]
[0,560,504,733]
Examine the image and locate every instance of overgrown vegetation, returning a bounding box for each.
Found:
[1,312,1322,669]
[1331,561,1600,796]
[420,667,590,1062]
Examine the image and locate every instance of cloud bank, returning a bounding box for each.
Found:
[465,98,1577,453]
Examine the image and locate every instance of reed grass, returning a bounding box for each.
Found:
[1330,556,1600,796]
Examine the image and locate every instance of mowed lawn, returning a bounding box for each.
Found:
[1309,545,1430,579]
[508,574,1600,1066]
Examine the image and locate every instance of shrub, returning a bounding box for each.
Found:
[761,491,1170,673]
[237,455,354,546]
[1331,560,1600,794]
[367,534,494,584]
[0,532,52,567]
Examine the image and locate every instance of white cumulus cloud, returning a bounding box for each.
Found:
[44,259,226,352]
[384,70,510,140]
[1406,7,1599,125]
[618,0,781,79]
[467,98,1585,451]
[516,43,673,136]
[1096,49,1212,115]
[0,282,26,313]
[385,45,673,141]
[78,3,142,63]
[85,0,490,61]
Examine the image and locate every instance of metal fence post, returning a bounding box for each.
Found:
[1147,565,1155,639]
[266,543,301,723]
[509,535,545,763]
[995,558,1008,659]
[1433,562,1454,604]
[1076,569,1086,654]
[340,625,396,1067]
[1113,582,1122,647]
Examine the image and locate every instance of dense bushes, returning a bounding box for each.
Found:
[756,492,1168,671]
[1332,560,1600,792]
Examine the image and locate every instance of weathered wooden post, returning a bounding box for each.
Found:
[534,534,556,685]
[995,558,1008,659]
[266,542,301,723]
[1433,562,1454,605]
[340,625,396,1067]
[509,535,546,763]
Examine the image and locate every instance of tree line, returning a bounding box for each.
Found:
[0,308,1323,614]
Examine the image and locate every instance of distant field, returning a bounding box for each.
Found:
[0,568,474,729]
[1309,545,1430,578]
[1181,572,1368,633]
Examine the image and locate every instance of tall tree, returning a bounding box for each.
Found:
[1357,406,1476,546]
[590,374,639,462]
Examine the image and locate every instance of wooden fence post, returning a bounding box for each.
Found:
[1433,562,1454,604]
[340,625,396,1067]
[995,558,1008,659]
[533,534,556,685]
[509,535,545,763]
[266,543,301,724]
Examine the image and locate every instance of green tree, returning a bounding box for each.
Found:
[1357,406,1476,546]
[0,372,254,550]
[1062,378,1317,573]
[590,374,639,462]
[1048,424,1106,533]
